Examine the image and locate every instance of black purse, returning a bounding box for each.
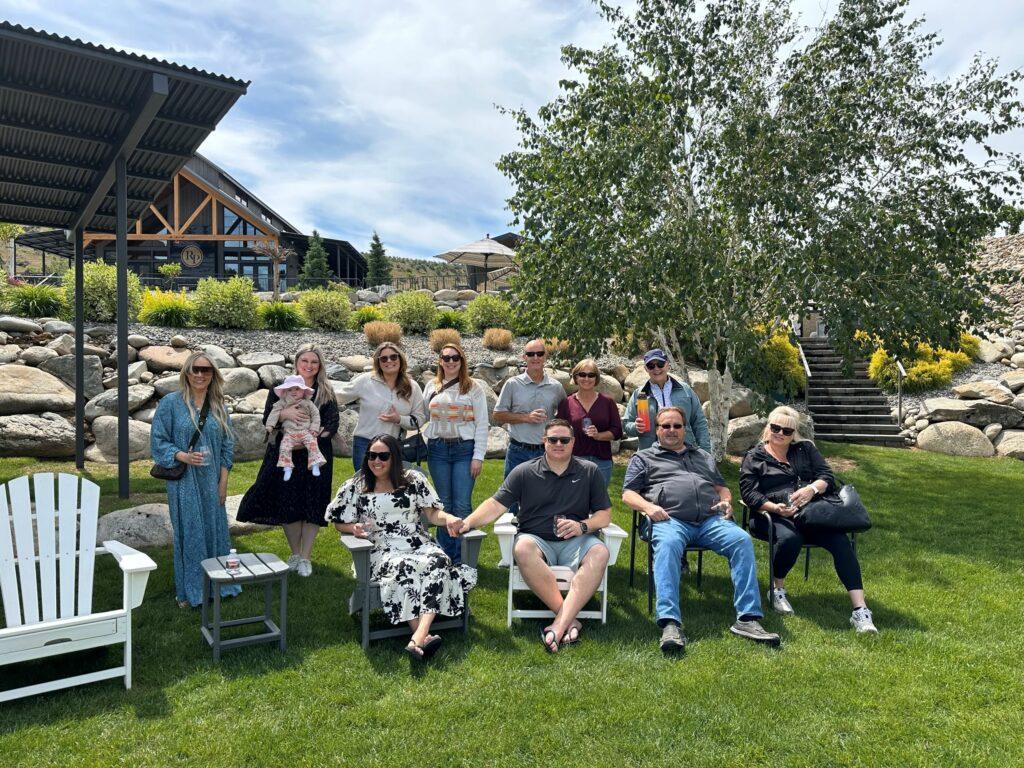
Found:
[150,399,210,481]
[795,485,872,532]
[401,413,429,466]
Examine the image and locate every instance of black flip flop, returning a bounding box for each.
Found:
[420,635,443,660]
[540,626,559,653]
[404,641,425,661]
[562,623,582,645]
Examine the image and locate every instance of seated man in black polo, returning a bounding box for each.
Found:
[452,419,611,653]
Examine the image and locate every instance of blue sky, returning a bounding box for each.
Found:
[2,0,1023,258]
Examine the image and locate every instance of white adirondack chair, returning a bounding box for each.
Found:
[494,512,628,626]
[0,473,157,703]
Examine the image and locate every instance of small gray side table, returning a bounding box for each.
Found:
[200,552,289,661]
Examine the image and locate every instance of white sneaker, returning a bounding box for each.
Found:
[311,464,321,477]
[286,555,301,571]
[297,559,313,577]
[851,606,878,634]
[770,588,795,616]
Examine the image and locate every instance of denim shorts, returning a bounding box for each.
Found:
[516,532,605,568]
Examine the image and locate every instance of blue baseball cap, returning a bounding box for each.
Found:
[643,349,668,364]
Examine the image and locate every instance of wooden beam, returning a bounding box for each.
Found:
[177,168,277,237]
[84,233,276,243]
[135,218,141,235]
[148,204,172,233]
[173,174,180,232]
[211,199,218,235]
[179,193,212,235]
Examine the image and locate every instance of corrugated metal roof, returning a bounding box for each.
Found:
[0,22,247,234]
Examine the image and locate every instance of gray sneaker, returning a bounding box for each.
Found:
[770,588,795,616]
[659,623,687,653]
[851,607,878,634]
[730,619,781,647]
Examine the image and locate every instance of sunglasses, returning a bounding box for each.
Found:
[440,354,462,363]
[524,350,546,358]
[575,372,598,379]
[367,450,392,461]
[645,360,667,370]
[378,354,400,363]
[769,424,795,436]
[190,365,213,375]
[657,423,685,430]
[544,435,572,445]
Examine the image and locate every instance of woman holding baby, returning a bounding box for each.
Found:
[236,343,340,577]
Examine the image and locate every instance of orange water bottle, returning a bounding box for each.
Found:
[636,397,650,433]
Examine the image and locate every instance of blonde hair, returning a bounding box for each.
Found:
[760,405,806,443]
[434,343,473,395]
[372,342,413,401]
[178,352,232,436]
[294,343,333,407]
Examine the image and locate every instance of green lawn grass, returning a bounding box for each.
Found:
[1,444,1022,767]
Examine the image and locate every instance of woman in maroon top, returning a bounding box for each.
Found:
[556,358,623,488]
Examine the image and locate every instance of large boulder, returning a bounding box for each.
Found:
[97,503,173,549]
[84,384,155,422]
[976,338,1013,363]
[999,370,1024,393]
[471,377,499,414]
[920,397,971,422]
[0,365,76,414]
[433,289,459,302]
[688,369,710,403]
[356,289,382,304]
[127,334,152,349]
[230,414,269,461]
[326,363,351,381]
[596,374,624,403]
[153,374,182,397]
[86,416,152,462]
[39,354,104,398]
[624,363,648,394]
[917,422,994,457]
[221,367,260,398]
[546,368,576,396]
[237,351,286,370]
[0,344,22,364]
[727,386,755,418]
[456,289,478,301]
[42,320,73,334]
[133,406,157,424]
[993,429,1024,459]
[224,495,271,536]
[201,344,236,369]
[952,380,1015,403]
[919,397,1022,427]
[19,346,59,366]
[340,355,373,373]
[258,364,289,389]
[485,426,510,459]
[0,316,42,334]
[331,409,360,457]
[607,363,630,385]
[45,334,75,356]
[126,360,148,380]
[473,362,514,393]
[139,345,191,373]
[0,412,76,457]
[235,388,269,416]
[726,414,767,456]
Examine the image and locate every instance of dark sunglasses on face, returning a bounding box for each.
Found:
[190,366,213,375]
[657,423,685,430]
[440,354,461,363]
[524,350,545,358]
[367,450,392,461]
[544,435,572,445]
[769,424,795,436]
[378,353,400,363]
[645,360,667,370]
[575,372,598,379]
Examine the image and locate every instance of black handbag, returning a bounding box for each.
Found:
[795,485,872,532]
[150,399,210,481]
[401,414,429,466]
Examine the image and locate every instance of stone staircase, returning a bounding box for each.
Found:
[801,337,906,447]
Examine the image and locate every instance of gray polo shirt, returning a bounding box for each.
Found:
[494,456,611,540]
[623,441,726,524]
[494,371,567,445]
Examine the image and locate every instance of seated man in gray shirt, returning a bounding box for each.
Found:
[622,406,780,653]
[450,419,611,653]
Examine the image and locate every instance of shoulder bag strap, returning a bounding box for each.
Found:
[187,398,212,451]
[425,376,461,408]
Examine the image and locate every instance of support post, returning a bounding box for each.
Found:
[116,155,129,499]
[74,228,85,469]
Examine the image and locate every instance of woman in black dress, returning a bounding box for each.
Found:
[237,343,339,577]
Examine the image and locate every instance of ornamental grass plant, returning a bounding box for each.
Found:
[429,328,462,353]
[138,289,194,328]
[482,327,513,350]
[364,320,402,346]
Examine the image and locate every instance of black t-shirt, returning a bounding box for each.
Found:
[494,456,612,541]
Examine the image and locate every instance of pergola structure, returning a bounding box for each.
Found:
[0,22,248,497]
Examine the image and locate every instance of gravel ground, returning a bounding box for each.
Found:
[126,323,639,371]
[884,361,1013,415]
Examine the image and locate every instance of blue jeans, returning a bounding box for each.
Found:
[352,435,370,473]
[579,456,613,489]
[503,440,545,517]
[428,439,476,564]
[650,515,762,625]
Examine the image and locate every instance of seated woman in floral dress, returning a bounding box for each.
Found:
[326,434,476,660]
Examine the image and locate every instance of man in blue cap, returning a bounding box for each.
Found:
[623,348,711,452]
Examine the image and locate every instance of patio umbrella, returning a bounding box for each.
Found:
[434,236,517,292]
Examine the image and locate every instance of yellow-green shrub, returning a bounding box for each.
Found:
[138,288,194,327]
[63,260,142,322]
[193,276,260,329]
[348,305,383,330]
[957,333,981,360]
[301,288,351,331]
[737,328,806,398]
[868,341,969,393]
[382,291,437,334]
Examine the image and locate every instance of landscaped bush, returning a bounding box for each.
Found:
[958,333,981,360]
[259,301,305,331]
[300,288,351,331]
[735,326,806,398]
[348,305,383,330]
[482,327,513,350]
[435,308,466,332]
[157,263,182,289]
[867,341,971,393]
[382,291,438,334]
[62,260,142,322]
[429,328,462,353]
[364,320,402,346]
[6,283,66,317]
[193,276,260,329]
[465,294,512,334]
[138,289,194,327]
[544,337,571,360]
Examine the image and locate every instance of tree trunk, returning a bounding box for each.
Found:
[705,359,733,462]
[657,327,690,385]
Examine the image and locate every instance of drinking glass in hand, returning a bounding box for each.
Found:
[553,514,567,537]
[197,441,212,466]
[359,515,378,542]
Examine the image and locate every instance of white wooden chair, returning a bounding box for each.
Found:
[0,473,157,703]
[494,513,628,626]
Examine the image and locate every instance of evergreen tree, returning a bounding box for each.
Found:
[365,231,392,287]
[298,230,334,289]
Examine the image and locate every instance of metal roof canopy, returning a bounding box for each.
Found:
[14,228,83,261]
[0,22,247,497]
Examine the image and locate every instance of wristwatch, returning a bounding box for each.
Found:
[579,521,589,535]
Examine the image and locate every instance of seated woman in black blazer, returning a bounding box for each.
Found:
[739,406,877,634]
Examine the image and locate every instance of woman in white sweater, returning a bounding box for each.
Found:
[422,343,490,564]
[336,342,427,470]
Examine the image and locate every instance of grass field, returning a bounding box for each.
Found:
[1,444,1022,767]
